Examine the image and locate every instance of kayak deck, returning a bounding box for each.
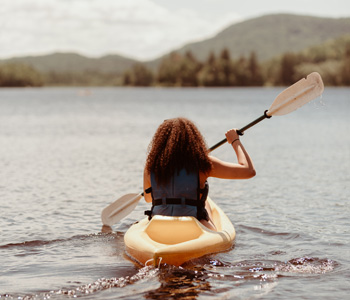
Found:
[124,197,235,266]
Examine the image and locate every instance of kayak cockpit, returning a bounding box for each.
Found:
[144,216,203,245]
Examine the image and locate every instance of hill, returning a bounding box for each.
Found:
[0,52,138,74]
[147,13,350,68]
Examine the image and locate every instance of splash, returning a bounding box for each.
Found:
[276,257,335,274]
[52,266,159,296]
[0,266,159,300]
[0,257,337,300]
[204,256,335,281]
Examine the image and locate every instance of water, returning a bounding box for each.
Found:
[0,86,349,299]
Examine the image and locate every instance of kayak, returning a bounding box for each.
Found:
[124,197,235,266]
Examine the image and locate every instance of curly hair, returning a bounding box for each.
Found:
[146,117,212,185]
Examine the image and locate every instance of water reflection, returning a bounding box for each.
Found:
[145,267,211,300]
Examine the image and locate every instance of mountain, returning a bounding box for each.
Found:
[0,52,138,74]
[148,14,350,68]
[1,14,349,76]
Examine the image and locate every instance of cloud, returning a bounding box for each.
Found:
[0,0,241,60]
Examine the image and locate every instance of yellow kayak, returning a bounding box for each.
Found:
[124,197,235,266]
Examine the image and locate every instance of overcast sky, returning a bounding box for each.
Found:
[0,0,349,61]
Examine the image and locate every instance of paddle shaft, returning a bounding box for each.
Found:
[209,110,271,152]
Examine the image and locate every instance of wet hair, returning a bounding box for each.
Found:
[146,117,212,185]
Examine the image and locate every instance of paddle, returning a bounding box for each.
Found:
[101,193,143,227]
[101,72,324,226]
[209,72,324,151]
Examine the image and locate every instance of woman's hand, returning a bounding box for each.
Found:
[208,128,256,180]
[225,128,240,145]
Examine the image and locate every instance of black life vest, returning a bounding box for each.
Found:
[144,168,209,220]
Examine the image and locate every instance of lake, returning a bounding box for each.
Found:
[0,86,349,299]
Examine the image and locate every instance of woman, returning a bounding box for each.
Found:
[143,117,255,231]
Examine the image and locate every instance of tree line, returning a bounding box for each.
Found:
[123,40,350,87]
[123,50,265,87]
[0,63,43,87]
[1,36,349,87]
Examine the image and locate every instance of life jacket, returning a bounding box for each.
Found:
[144,168,209,221]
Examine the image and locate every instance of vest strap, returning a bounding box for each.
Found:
[152,198,204,207]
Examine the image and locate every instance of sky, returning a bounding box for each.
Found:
[0,0,349,61]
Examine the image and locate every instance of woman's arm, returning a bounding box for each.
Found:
[208,129,256,179]
[143,168,153,203]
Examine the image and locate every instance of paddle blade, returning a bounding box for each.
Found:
[101,193,143,226]
[267,72,324,116]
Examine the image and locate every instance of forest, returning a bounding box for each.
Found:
[123,35,350,87]
[0,35,349,87]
